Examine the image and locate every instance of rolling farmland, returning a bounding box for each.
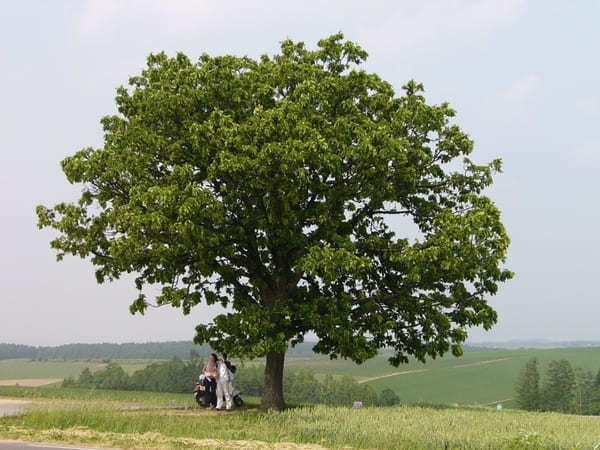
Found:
[2,347,600,408]
[285,346,600,407]
[0,359,153,382]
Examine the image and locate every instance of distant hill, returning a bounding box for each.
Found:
[467,339,600,349]
[0,340,319,360]
[3,338,598,361]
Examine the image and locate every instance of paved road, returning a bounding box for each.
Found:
[0,443,107,450]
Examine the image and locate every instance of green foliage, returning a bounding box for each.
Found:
[515,357,598,418]
[540,359,575,413]
[93,363,129,390]
[236,365,381,407]
[37,33,512,407]
[234,365,265,397]
[514,358,600,415]
[284,370,320,404]
[514,357,540,411]
[63,358,204,393]
[572,368,600,415]
[320,375,378,407]
[377,387,400,406]
[78,367,94,387]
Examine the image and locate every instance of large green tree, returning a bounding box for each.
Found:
[541,359,575,413]
[37,34,512,409]
[572,368,600,415]
[515,357,540,411]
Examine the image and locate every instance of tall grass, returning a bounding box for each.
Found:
[2,402,599,449]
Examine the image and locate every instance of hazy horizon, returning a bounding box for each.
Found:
[2,1,599,346]
[4,337,600,347]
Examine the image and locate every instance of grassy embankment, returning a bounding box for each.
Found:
[1,393,599,449]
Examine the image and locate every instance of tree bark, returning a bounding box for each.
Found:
[261,351,285,410]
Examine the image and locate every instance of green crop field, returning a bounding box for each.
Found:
[0,359,154,381]
[362,347,600,407]
[2,347,600,409]
[262,346,600,407]
[282,347,514,378]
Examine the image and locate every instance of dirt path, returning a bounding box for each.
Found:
[451,358,512,369]
[357,357,513,384]
[357,369,429,383]
[0,379,62,387]
[478,397,514,406]
[0,441,109,450]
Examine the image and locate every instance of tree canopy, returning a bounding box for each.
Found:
[515,357,540,411]
[37,33,512,409]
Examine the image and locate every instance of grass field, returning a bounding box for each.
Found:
[0,359,154,381]
[362,347,600,407]
[0,385,196,405]
[2,347,600,409]
[1,393,599,449]
[280,347,600,407]
[1,350,600,449]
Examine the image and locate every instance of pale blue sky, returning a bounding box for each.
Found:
[1,1,598,346]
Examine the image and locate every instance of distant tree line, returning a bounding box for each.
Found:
[0,342,211,360]
[0,341,320,361]
[515,358,600,415]
[62,358,400,407]
[62,357,205,393]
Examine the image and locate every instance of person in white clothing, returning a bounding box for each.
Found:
[216,353,234,410]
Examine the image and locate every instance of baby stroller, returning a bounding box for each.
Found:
[194,374,244,407]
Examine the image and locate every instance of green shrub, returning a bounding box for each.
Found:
[378,387,400,406]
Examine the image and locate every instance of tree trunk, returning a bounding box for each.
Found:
[261,351,285,410]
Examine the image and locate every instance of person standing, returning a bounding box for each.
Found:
[202,353,218,408]
[216,353,234,411]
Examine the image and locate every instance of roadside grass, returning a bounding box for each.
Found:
[1,402,599,449]
[0,385,195,405]
[0,385,263,410]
